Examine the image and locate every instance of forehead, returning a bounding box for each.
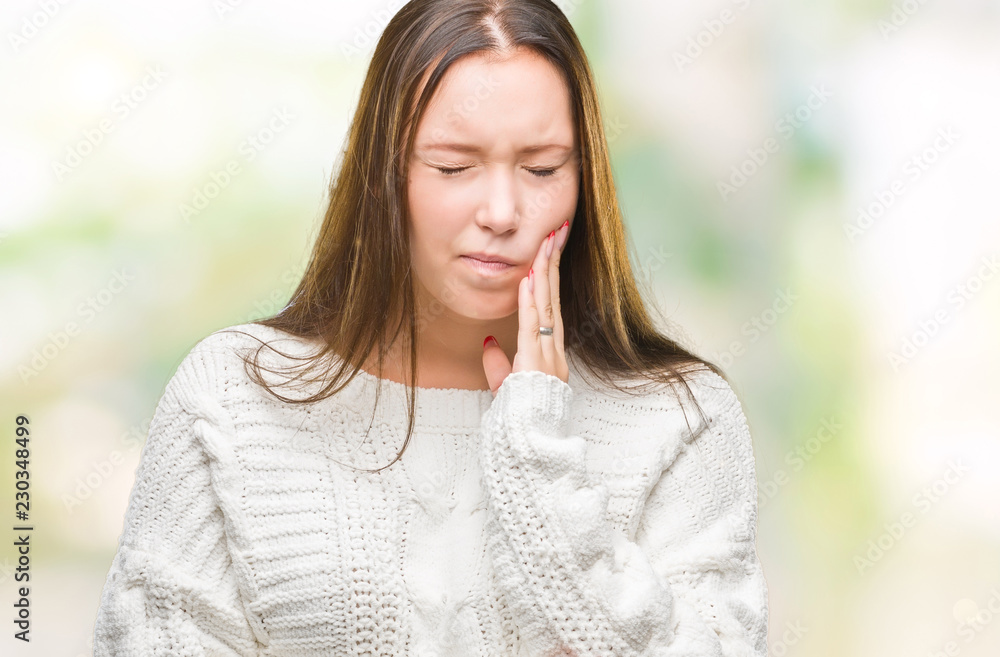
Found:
[414,49,576,152]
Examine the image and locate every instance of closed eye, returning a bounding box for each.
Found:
[435,167,558,178]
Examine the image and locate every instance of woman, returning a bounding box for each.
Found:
[93,1,768,655]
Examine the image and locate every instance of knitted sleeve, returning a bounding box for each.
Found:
[92,343,261,657]
[478,368,768,657]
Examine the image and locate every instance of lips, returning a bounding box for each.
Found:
[462,253,516,265]
[460,255,515,276]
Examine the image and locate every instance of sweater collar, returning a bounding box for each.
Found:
[347,364,496,430]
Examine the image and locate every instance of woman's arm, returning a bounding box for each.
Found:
[93,346,262,657]
[479,368,768,657]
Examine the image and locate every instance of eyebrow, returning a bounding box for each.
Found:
[420,142,574,155]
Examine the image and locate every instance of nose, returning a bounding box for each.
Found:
[475,166,518,233]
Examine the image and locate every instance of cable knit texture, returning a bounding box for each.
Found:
[93,322,768,656]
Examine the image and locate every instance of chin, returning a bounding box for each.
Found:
[455,295,518,321]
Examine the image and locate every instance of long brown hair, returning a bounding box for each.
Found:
[225,0,727,473]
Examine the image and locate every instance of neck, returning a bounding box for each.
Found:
[363,298,519,391]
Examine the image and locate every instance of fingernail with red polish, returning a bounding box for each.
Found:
[483,335,497,349]
[555,221,570,252]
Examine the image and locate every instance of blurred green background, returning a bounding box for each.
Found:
[2,0,999,655]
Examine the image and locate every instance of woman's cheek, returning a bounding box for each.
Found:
[531,181,576,225]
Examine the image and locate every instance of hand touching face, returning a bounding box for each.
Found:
[482,218,570,396]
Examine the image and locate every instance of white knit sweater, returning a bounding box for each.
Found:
[92,322,768,656]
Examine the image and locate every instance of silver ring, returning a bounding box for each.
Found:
[538,326,554,336]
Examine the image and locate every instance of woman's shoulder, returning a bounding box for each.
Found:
[186,321,309,359]
[680,367,750,440]
[568,359,747,443]
[676,366,745,416]
[570,356,734,401]
[164,322,316,407]
[181,321,323,372]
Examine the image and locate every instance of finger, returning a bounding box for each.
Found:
[533,230,556,363]
[554,219,570,252]
[516,271,538,373]
[550,220,570,359]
